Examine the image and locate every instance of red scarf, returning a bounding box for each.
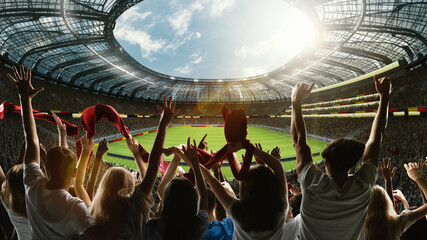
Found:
[75,104,150,164]
[0,101,79,136]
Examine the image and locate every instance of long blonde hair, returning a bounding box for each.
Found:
[1,164,27,218]
[90,167,135,225]
[365,185,399,240]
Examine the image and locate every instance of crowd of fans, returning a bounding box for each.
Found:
[0,64,285,117]
[1,62,427,240]
[302,93,379,108]
[390,66,427,107]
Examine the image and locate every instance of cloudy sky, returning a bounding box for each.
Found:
[114,0,313,79]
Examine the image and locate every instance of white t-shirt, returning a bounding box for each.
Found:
[283,214,301,240]
[228,198,290,240]
[298,162,378,240]
[24,163,94,240]
[0,196,31,240]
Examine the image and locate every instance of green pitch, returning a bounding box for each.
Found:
[97,126,328,178]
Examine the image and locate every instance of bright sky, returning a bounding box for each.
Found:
[114,0,314,79]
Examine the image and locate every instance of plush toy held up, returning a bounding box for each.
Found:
[184,105,254,183]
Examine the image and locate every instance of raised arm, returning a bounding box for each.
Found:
[253,147,287,200]
[212,162,226,183]
[7,65,44,166]
[379,158,397,205]
[362,76,390,165]
[0,166,5,187]
[139,96,179,197]
[126,135,147,180]
[74,134,94,207]
[404,159,427,222]
[291,83,315,174]
[393,190,410,210]
[200,165,234,210]
[186,138,208,212]
[157,147,182,201]
[52,112,68,148]
[198,134,208,151]
[87,139,108,199]
[211,162,227,220]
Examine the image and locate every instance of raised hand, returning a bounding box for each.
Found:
[379,158,397,180]
[186,137,199,167]
[374,75,391,96]
[393,189,406,202]
[176,166,185,178]
[156,96,179,128]
[52,112,68,147]
[212,161,222,173]
[254,143,264,164]
[198,134,208,150]
[162,146,180,156]
[271,146,281,159]
[288,183,300,195]
[39,144,47,165]
[96,139,109,157]
[393,189,410,209]
[404,159,425,182]
[125,135,140,155]
[7,65,43,99]
[80,134,94,153]
[291,82,315,103]
[221,181,236,198]
[52,112,67,137]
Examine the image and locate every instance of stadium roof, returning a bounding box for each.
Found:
[0,0,426,102]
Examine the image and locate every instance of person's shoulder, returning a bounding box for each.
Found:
[130,185,152,204]
[126,186,152,217]
[57,190,89,211]
[298,162,326,188]
[23,162,42,176]
[198,210,210,222]
[359,161,377,170]
[23,163,46,189]
[145,218,164,230]
[24,162,40,170]
[226,197,239,213]
[399,209,412,222]
[353,161,378,184]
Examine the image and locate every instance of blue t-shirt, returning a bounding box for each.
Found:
[205,217,234,240]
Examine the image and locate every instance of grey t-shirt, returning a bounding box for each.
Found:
[298,162,378,240]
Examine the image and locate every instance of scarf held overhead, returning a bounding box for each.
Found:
[75,104,150,163]
[0,101,79,136]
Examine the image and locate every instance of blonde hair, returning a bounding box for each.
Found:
[90,167,135,225]
[1,164,27,218]
[365,185,399,240]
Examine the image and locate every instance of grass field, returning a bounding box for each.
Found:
[97,126,328,178]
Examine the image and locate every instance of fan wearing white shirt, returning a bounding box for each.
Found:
[290,76,391,240]
[7,65,94,240]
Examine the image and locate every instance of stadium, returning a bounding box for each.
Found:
[0,0,426,239]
